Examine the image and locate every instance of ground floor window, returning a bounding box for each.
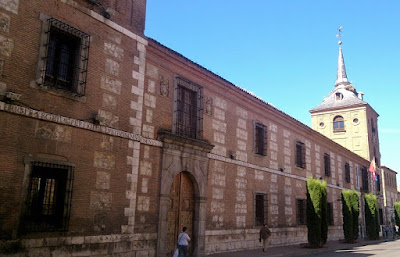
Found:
[296,199,307,225]
[255,193,268,226]
[21,161,74,233]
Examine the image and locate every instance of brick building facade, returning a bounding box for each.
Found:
[0,1,381,256]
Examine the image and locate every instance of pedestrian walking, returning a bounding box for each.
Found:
[177,226,191,257]
[259,223,271,252]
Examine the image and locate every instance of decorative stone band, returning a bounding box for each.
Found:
[0,102,162,147]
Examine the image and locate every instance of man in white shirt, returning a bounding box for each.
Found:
[177,226,191,257]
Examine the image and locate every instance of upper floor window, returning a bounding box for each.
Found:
[22,161,74,233]
[361,166,369,192]
[376,174,381,192]
[345,162,350,183]
[254,122,267,156]
[324,153,331,177]
[173,77,203,139]
[333,116,345,132]
[39,17,90,95]
[295,141,305,169]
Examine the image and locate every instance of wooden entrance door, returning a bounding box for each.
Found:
[166,172,195,256]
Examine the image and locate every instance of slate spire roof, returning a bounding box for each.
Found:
[310,40,367,113]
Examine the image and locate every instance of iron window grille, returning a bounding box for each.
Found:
[345,162,351,183]
[376,174,381,192]
[41,18,90,95]
[254,193,268,226]
[333,116,345,132]
[174,77,203,139]
[22,162,74,233]
[254,122,267,156]
[296,199,307,225]
[295,141,306,169]
[324,153,331,177]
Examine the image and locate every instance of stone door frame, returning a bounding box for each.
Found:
[156,131,213,257]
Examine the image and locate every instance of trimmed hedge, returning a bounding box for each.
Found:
[364,193,379,240]
[395,201,400,228]
[306,178,327,248]
[342,190,360,242]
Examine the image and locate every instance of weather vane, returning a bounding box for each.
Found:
[336,26,343,45]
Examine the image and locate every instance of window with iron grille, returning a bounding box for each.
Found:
[324,153,331,177]
[254,193,268,226]
[173,77,203,139]
[376,174,381,192]
[254,122,267,156]
[361,166,369,192]
[378,208,383,225]
[345,162,350,183]
[327,202,334,225]
[333,116,345,132]
[296,199,306,225]
[39,17,90,95]
[22,162,74,233]
[295,141,305,168]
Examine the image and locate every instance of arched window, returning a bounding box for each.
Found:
[333,116,345,131]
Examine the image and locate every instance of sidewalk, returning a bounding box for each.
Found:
[207,238,398,257]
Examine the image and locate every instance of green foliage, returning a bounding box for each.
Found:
[306,178,327,248]
[342,190,360,242]
[364,193,379,240]
[395,202,400,227]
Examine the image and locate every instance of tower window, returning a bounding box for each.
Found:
[333,116,345,131]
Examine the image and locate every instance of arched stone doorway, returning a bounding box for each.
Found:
[166,172,195,256]
[157,131,213,257]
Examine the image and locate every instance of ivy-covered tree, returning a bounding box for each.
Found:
[364,193,379,240]
[395,201,400,228]
[306,178,328,248]
[342,190,360,243]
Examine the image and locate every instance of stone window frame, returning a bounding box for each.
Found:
[254,191,268,227]
[295,141,306,169]
[296,198,307,226]
[19,156,75,235]
[32,14,90,101]
[172,76,203,140]
[324,153,331,177]
[253,121,267,156]
[333,115,345,132]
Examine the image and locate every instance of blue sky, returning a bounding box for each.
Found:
[145,1,400,185]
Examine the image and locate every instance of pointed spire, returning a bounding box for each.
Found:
[334,27,351,87]
[335,45,351,87]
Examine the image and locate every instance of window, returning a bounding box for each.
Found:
[254,122,267,156]
[345,162,350,183]
[333,116,345,131]
[295,141,306,168]
[379,208,383,225]
[327,203,334,226]
[335,92,343,100]
[371,118,376,133]
[376,174,381,192]
[38,17,90,95]
[324,153,331,177]
[22,161,74,233]
[296,199,307,225]
[254,193,268,226]
[361,166,368,192]
[174,77,203,139]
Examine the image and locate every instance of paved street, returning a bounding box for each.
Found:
[207,239,400,257]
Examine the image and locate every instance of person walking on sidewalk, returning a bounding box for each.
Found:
[177,226,191,257]
[259,223,271,252]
